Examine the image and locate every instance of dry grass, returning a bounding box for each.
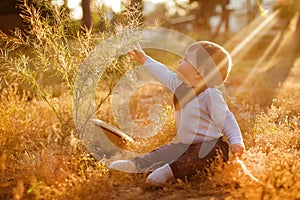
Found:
[0,1,299,200]
[0,69,299,200]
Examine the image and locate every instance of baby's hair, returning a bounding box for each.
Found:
[198,41,232,83]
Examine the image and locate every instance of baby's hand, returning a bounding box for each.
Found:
[231,144,245,157]
[128,42,147,64]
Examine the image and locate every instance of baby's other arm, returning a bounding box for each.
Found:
[231,144,245,156]
[207,89,245,156]
[223,113,245,156]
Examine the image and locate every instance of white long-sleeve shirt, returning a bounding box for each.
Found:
[143,57,244,147]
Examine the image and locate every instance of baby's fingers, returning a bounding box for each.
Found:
[131,41,142,52]
[127,51,136,60]
[231,145,245,157]
[127,51,135,56]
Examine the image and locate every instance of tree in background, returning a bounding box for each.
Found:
[0,0,25,34]
[82,0,92,29]
[0,0,92,33]
[190,0,219,27]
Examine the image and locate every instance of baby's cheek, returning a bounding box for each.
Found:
[176,72,184,80]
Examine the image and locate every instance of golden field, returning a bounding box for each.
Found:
[0,2,299,199]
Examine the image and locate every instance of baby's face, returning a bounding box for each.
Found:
[177,56,202,86]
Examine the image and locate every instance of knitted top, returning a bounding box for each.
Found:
[143,57,244,146]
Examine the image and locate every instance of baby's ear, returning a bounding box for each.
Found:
[194,73,202,80]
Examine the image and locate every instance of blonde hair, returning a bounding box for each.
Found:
[196,41,232,82]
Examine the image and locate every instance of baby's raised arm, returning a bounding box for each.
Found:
[128,42,180,94]
[128,42,147,64]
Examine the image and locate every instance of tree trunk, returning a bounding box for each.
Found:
[82,0,92,29]
[294,12,300,52]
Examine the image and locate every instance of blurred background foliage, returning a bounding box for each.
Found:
[1,0,299,37]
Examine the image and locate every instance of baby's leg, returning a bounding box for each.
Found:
[144,140,225,185]
[146,164,174,185]
[109,142,189,173]
[133,142,189,171]
[170,137,229,181]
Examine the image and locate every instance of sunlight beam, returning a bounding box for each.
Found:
[231,11,300,98]
[219,9,281,97]
[232,30,282,97]
[225,9,280,61]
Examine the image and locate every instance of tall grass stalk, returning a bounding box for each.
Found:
[0,0,143,133]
